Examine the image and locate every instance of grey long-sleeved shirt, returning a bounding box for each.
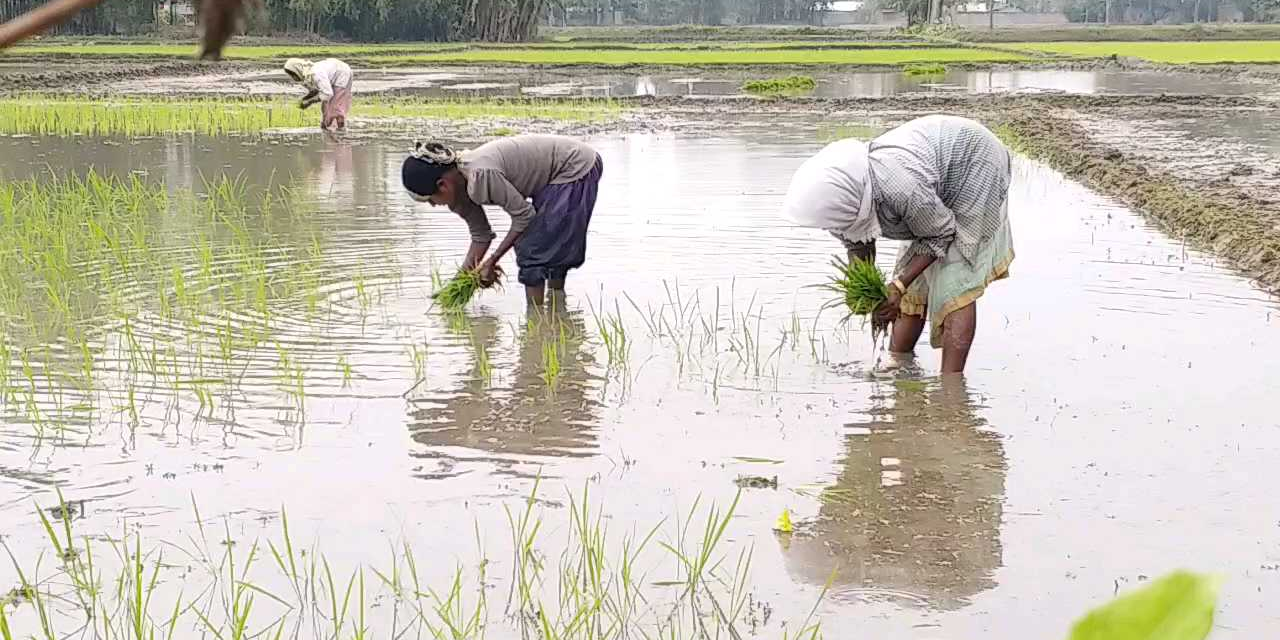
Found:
[457,134,599,243]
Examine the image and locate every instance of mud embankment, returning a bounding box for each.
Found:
[992,103,1280,292]
[1,61,260,93]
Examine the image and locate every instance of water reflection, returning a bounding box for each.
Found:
[406,308,603,477]
[785,375,1006,610]
[105,66,1273,101]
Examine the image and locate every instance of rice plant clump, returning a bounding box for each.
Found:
[824,258,889,316]
[822,257,894,341]
[742,75,817,96]
[432,268,502,309]
[903,62,946,76]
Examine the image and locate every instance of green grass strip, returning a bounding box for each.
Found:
[1005,40,1280,64]
[0,95,621,136]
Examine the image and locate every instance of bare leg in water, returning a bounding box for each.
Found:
[547,278,566,311]
[525,282,545,308]
[939,302,976,374]
[525,277,568,311]
[890,311,925,354]
[888,303,977,374]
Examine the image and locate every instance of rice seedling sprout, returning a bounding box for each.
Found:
[821,257,892,340]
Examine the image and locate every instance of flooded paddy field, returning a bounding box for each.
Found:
[1,111,1278,639]
[95,63,1278,100]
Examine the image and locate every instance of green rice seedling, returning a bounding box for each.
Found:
[338,355,354,388]
[540,339,562,392]
[821,258,892,340]
[472,339,493,386]
[589,300,630,368]
[742,75,816,96]
[903,62,946,76]
[0,96,311,137]
[432,270,486,310]
[0,600,12,640]
[409,344,427,384]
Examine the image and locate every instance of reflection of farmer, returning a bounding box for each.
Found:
[783,377,1006,609]
[400,136,604,310]
[283,58,353,131]
[405,309,602,469]
[783,115,1013,373]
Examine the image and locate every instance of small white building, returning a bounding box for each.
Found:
[159,0,197,27]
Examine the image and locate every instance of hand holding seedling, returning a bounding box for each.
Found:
[299,90,321,110]
[873,287,902,329]
[478,261,503,288]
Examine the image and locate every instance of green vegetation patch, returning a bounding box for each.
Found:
[0,96,309,136]
[0,95,621,136]
[958,23,1280,43]
[1005,40,1280,64]
[903,62,946,76]
[742,74,816,96]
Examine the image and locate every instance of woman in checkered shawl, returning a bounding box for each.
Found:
[783,115,1014,373]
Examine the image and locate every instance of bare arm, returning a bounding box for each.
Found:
[0,0,102,48]
[828,230,876,264]
[471,172,534,271]
[463,240,491,271]
[453,199,496,270]
[895,253,935,291]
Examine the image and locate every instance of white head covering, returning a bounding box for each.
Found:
[781,138,879,244]
[283,58,316,88]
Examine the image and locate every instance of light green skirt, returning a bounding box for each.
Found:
[898,208,1014,348]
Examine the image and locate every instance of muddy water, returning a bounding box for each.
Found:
[1,131,1279,638]
[106,65,1275,99]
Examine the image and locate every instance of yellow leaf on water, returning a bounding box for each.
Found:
[774,508,794,534]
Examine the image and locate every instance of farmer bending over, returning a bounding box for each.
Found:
[783,115,1014,373]
[401,134,603,309]
[284,58,353,131]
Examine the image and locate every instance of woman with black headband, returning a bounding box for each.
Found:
[401,135,603,309]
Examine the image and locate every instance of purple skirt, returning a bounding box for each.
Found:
[516,155,603,286]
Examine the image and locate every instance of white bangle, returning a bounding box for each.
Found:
[891,279,907,294]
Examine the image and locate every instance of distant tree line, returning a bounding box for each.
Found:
[1057,0,1280,22]
[880,0,1280,23]
[555,0,828,25]
[0,0,831,39]
[0,0,547,40]
[0,0,159,35]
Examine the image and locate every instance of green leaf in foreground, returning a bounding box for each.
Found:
[1068,571,1221,640]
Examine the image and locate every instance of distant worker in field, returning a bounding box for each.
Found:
[782,114,1014,374]
[400,135,604,309]
[283,58,353,132]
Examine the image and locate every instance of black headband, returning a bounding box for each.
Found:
[401,156,454,197]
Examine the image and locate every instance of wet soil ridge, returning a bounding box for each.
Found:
[1,61,258,93]
[994,104,1280,292]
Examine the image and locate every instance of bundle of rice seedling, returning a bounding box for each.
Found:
[821,257,893,339]
[432,267,501,309]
